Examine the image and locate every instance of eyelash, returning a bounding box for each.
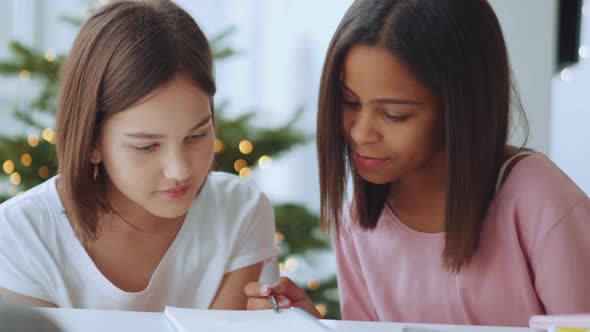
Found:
[344,99,409,122]
[382,113,409,122]
[343,100,361,109]
[134,132,208,152]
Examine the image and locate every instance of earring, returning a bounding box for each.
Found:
[93,163,99,181]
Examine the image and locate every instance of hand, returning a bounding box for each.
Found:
[244,276,323,319]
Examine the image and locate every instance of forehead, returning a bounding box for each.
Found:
[104,74,211,133]
[341,45,433,100]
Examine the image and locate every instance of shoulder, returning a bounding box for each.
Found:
[199,171,267,205]
[495,152,588,231]
[0,177,60,234]
[188,172,272,225]
[501,153,586,204]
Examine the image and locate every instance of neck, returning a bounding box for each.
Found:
[388,147,447,233]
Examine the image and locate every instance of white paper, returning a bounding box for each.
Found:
[164,306,332,332]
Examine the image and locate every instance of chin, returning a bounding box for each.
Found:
[151,208,189,220]
[146,201,193,219]
[357,170,398,185]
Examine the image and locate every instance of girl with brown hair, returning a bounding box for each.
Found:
[0,0,279,311]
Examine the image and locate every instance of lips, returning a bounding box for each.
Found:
[160,185,190,198]
[354,153,390,170]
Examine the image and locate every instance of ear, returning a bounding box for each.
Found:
[89,144,102,164]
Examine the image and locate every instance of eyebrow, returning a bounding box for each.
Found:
[124,114,211,139]
[338,80,423,106]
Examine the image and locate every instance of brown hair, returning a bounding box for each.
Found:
[56,0,215,243]
[317,0,528,271]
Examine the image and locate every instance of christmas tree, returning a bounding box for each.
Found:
[0,14,339,318]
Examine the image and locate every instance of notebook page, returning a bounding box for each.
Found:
[164,306,333,332]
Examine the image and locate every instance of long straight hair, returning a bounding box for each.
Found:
[317,0,528,271]
[56,0,216,244]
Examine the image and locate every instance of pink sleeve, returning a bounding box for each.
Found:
[334,216,378,321]
[531,198,590,313]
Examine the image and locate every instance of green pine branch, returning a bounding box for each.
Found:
[305,276,340,320]
[213,107,309,174]
[210,26,240,61]
[0,41,62,80]
[0,135,58,191]
[274,203,330,256]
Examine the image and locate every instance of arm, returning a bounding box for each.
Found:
[0,288,56,307]
[209,262,263,310]
[0,211,56,307]
[532,198,590,313]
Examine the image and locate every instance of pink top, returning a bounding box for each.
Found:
[335,153,590,326]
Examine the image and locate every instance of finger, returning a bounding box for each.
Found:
[270,276,296,293]
[271,277,307,301]
[243,282,271,297]
[277,297,291,308]
[267,294,290,309]
[246,297,273,310]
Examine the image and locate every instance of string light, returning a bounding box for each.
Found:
[38,166,49,179]
[258,155,272,169]
[19,70,30,81]
[42,128,56,144]
[10,172,21,185]
[274,231,285,244]
[239,167,252,179]
[28,133,40,147]
[234,159,248,172]
[579,45,589,59]
[560,68,573,82]
[21,154,32,167]
[3,160,15,174]
[214,139,225,153]
[238,140,253,155]
[307,279,321,290]
[284,258,298,272]
[315,304,327,317]
[7,186,18,197]
[44,49,56,62]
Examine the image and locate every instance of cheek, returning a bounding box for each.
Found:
[386,117,442,155]
[341,111,353,133]
[190,136,215,170]
[407,116,444,156]
[102,146,156,182]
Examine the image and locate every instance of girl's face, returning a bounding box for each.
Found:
[341,45,445,185]
[92,73,215,220]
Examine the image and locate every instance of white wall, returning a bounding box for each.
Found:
[488,0,558,154]
[551,1,590,194]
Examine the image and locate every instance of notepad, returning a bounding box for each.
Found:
[164,306,333,332]
[529,314,590,330]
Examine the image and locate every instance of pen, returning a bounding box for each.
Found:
[268,294,279,313]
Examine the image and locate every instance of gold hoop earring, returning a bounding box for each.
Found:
[93,164,99,181]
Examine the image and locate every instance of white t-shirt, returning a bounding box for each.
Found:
[0,172,281,311]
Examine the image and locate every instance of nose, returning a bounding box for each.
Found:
[162,147,191,182]
[348,110,381,145]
